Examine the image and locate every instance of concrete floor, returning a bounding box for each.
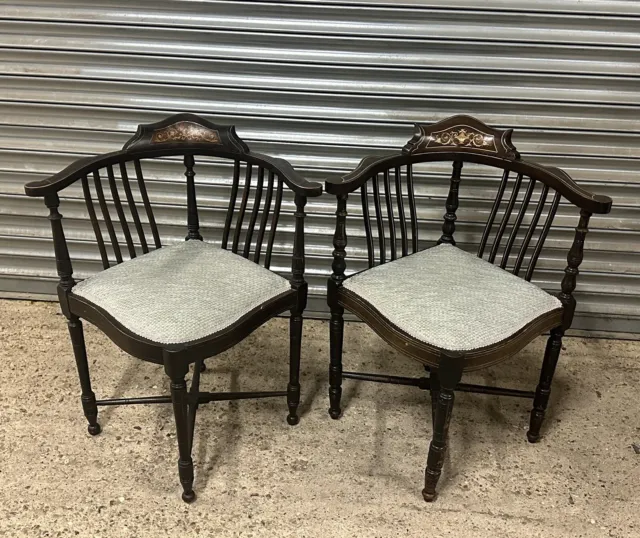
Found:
[0,300,638,537]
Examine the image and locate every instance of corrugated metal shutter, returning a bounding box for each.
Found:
[1,0,639,335]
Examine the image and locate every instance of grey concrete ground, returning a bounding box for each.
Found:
[0,300,638,538]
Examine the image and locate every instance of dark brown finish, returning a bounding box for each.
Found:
[328,193,348,419]
[437,160,463,245]
[184,154,202,241]
[325,114,612,502]
[423,353,463,502]
[24,113,322,502]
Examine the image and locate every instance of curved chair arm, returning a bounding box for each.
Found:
[24,152,124,197]
[325,150,612,215]
[253,153,322,197]
[26,112,322,199]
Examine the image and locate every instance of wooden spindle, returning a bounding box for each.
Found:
[106,165,136,258]
[222,160,241,250]
[81,176,110,269]
[45,194,75,314]
[478,169,510,258]
[438,160,463,245]
[383,170,397,260]
[254,170,274,264]
[406,164,418,253]
[395,166,408,257]
[264,176,283,270]
[93,169,122,264]
[361,183,375,268]
[524,190,561,281]
[184,154,202,241]
[232,163,252,253]
[559,210,591,328]
[119,162,148,254]
[488,173,523,263]
[371,174,386,265]
[133,159,161,249]
[513,184,548,276]
[500,176,535,269]
[243,166,265,258]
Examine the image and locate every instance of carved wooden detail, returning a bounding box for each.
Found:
[151,121,221,145]
[123,112,249,153]
[403,115,519,159]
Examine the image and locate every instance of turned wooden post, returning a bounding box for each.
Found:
[287,193,308,425]
[328,193,348,419]
[528,209,591,442]
[437,160,463,245]
[184,154,202,240]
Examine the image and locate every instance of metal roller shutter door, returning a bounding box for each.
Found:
[1,1,639,335]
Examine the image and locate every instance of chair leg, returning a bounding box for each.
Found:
[528,328,564,443]
[165,357,196,503]
[287,309,302,426]
[67,316,101,436]
[422,354,463,502]
[429,368,440,429]
[328,305,344,419]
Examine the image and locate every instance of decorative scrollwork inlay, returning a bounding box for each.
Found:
[428,127,496,152]
[151,121,221,144]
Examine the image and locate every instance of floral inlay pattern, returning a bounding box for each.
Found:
[428,127,496,152]
[151,121,221,144]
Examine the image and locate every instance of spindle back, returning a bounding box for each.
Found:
[327,115,611,283]
[25,114,321,275]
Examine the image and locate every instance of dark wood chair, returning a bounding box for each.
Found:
[24,113,322,502]
[325,115,612,501]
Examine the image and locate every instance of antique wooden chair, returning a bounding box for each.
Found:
[24,113,322,502]
[325,115,612,501]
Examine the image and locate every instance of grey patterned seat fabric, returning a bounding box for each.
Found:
[72,240,292,345]
[343,244,562,352]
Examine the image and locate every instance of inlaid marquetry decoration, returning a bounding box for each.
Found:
[151,121,221,145]
[430,127,496,151]
[403,115,520,159]
[123,113,250,153]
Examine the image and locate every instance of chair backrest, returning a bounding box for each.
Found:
[327,115,611,283]
[25,113,321,275]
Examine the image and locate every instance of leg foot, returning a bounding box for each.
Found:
[181,490,196,503]
[527,328,563,443]
[68,317,100,433]
[166,356,196,503]
[422,353,463,502]
[88,423,102,436]
[287,310,303,426]
[328,305,344,419]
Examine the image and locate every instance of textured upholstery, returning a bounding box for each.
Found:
[343,244,562,352]
[72,240,292,344]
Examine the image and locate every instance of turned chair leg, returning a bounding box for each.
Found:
[287,309,303,426]
[164,355,196,503]
[328,305,344,419]
[528,327,564,443]
[422,354,464,502]
[67,316,101,436]
[428,368,440,429]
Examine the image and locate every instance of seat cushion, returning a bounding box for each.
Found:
[343,244,562,352]
[72,240,292,345]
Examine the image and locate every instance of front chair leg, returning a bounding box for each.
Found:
[165,355,195,503]
[287,309,302,426]
[527,327,564,443]
[67,316,101,436]
[422,353,464,502]
[328,305,344,419]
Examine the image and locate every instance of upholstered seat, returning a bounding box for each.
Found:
[342,244,562,352]
[72,240,293,345]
